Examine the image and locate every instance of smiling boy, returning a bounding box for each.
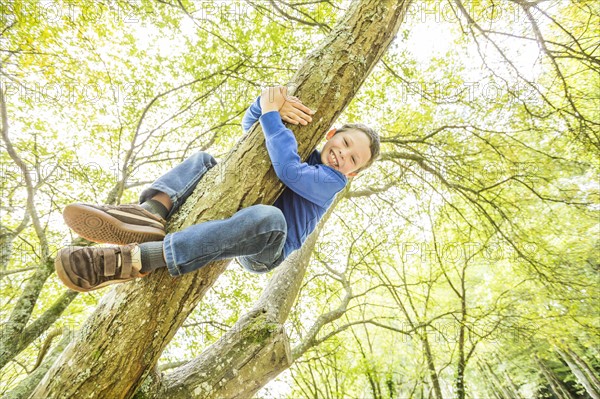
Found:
[54,86,380,292]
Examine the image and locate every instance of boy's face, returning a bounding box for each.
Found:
[321,128,372,177]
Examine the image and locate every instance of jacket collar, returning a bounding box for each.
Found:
[310,149,323,165]
[310,150,348,182]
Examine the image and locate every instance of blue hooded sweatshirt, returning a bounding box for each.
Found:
[242,96,347,259]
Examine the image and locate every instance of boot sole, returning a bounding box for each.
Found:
[63,204,166,245]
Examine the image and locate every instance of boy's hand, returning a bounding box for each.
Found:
[260,86,315,125]
[280,95,314,126]
[260,86,287,113]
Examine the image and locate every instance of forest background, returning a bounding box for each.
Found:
[0,0,598,398]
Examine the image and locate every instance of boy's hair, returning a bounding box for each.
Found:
[335,123,380,173]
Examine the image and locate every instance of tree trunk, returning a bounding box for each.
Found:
[421,333,443,399]
[502,368,521,399]
[132,187,345,398]
[0,227,14,271]
[535,355,576,399]
[483,360,516,399]
[476,361,503,399]
[2,328,72,399]
[455,299,466,399]
[0,289,78,371]
[146,309,291,399]
[30,1,412,397]
[556,348,600,399]
[567,347,600,393]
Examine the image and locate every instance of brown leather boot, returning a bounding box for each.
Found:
[55,244,147,292]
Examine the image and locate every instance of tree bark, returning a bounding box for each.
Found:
[556,348,600,399]
[145,309,291,399]
[1,227,15,271]
[30,0,412,398]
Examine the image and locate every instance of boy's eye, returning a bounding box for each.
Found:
[344,139,348,146]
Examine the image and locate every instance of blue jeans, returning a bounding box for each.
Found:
[139,152,287,276]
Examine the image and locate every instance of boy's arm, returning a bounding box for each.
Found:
[259,110,347,207]
[241,97,263,133]
[243,87,313,133]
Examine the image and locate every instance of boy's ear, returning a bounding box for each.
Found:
[326,128,336,140]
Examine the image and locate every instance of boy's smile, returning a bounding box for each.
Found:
[321,128,372,177]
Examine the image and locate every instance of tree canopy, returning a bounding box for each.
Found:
[1,0,598,397]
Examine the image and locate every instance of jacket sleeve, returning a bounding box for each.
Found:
[241,97,263,133]
[259,110,347,207]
